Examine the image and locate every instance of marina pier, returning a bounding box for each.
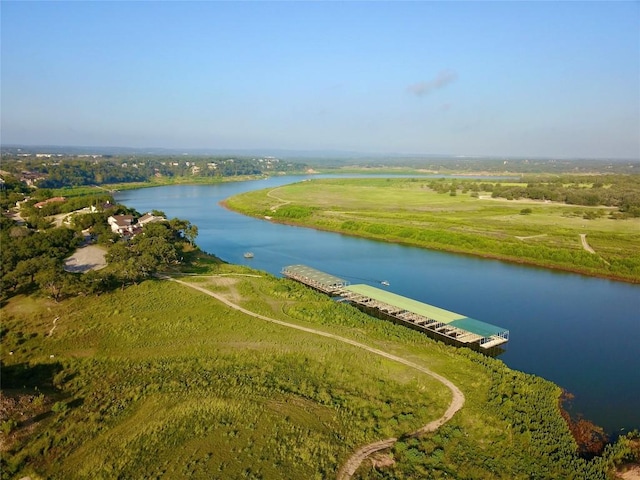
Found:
[282,264,509,352]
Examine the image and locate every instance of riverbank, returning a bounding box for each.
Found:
[223,177,640,283]
[222,198,637,284]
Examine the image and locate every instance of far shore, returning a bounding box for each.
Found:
[220,199,639,285]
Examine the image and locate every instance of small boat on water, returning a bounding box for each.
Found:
[381,280,390,286]
[244,252,254,259]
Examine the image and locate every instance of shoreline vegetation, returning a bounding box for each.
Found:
[223,177,640,284]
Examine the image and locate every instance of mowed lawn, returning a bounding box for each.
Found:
[226,177,640,281]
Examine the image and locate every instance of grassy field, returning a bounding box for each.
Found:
[224,177,640,282]
[2,260,635,479]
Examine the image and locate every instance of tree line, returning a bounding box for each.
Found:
[0,155,308,189]
[426,174,640,216]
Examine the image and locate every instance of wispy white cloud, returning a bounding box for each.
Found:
[407,69,458,96]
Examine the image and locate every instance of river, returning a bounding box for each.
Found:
[115,175,640,435]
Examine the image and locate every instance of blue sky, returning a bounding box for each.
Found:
[1,1,638,158]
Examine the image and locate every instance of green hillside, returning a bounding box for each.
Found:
[1,262,636,479]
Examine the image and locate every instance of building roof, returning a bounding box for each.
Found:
[345,284,463,322]
[109,214,134,226]
[138,213,165,225]
[282,264,349,288]
[343,283,508,338]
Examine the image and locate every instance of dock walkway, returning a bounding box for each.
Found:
[282,265,509,351]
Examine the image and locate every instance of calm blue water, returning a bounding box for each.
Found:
[115,176,640,434]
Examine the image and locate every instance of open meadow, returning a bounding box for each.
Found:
[224,177,640,282]
[1,261,635,479]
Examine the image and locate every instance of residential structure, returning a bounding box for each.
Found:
[108,212,166,237]
[138,212,165,227]
[108,215,135,235]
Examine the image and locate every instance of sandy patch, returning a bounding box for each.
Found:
[369,452,396,469]
[64,245,107,273]
[617,465,640,480]
[206,276,239,287]
[191,276,244,304]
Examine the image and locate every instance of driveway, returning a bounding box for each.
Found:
[64,245,107,273]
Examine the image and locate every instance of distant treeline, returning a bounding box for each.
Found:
[427,175,640,216]
[326,156,640,174]
[0,155,308,188]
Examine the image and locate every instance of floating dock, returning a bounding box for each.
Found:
[282,264,509,352]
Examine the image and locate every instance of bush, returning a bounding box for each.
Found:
[52,401,68,414]
[1,418,18,435]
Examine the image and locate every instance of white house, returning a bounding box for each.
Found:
[107,215,135,235]
[138,212,165,227]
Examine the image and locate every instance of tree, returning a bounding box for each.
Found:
[110,256,145,290]
[12,257,43,287]
[140,222,174,241]
[134,236,177,265]
[184,223,198,245]
[35,268,62,301]
[45,227,80,257]
[80,270,112,296]
[167,217,198,245]
[34,260,69,302]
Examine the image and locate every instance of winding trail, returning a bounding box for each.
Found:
[580,233,596,254]
[579,234,611,266]
[48,317,59,337]
[162,276,465,479]
[515,234,547,241]
[266,187,292,211]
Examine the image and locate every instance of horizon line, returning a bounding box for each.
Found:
[1,143,638,162]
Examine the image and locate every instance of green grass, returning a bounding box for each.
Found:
[225,177,640,282]
[2,263,636,479]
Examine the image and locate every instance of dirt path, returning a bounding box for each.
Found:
[163,276,465,479]
[267,188,292,211]
[48,317,59,337]
[515,234,547,241]
[580,233,596,254]
[617,465,640,480]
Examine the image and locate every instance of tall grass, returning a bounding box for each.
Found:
[1,265,636,479]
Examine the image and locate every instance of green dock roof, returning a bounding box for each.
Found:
[282,265,349,288]
[282,265,508,342]
[449,318,508,338]
[343,284,508,338]
[344,284,465,322]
